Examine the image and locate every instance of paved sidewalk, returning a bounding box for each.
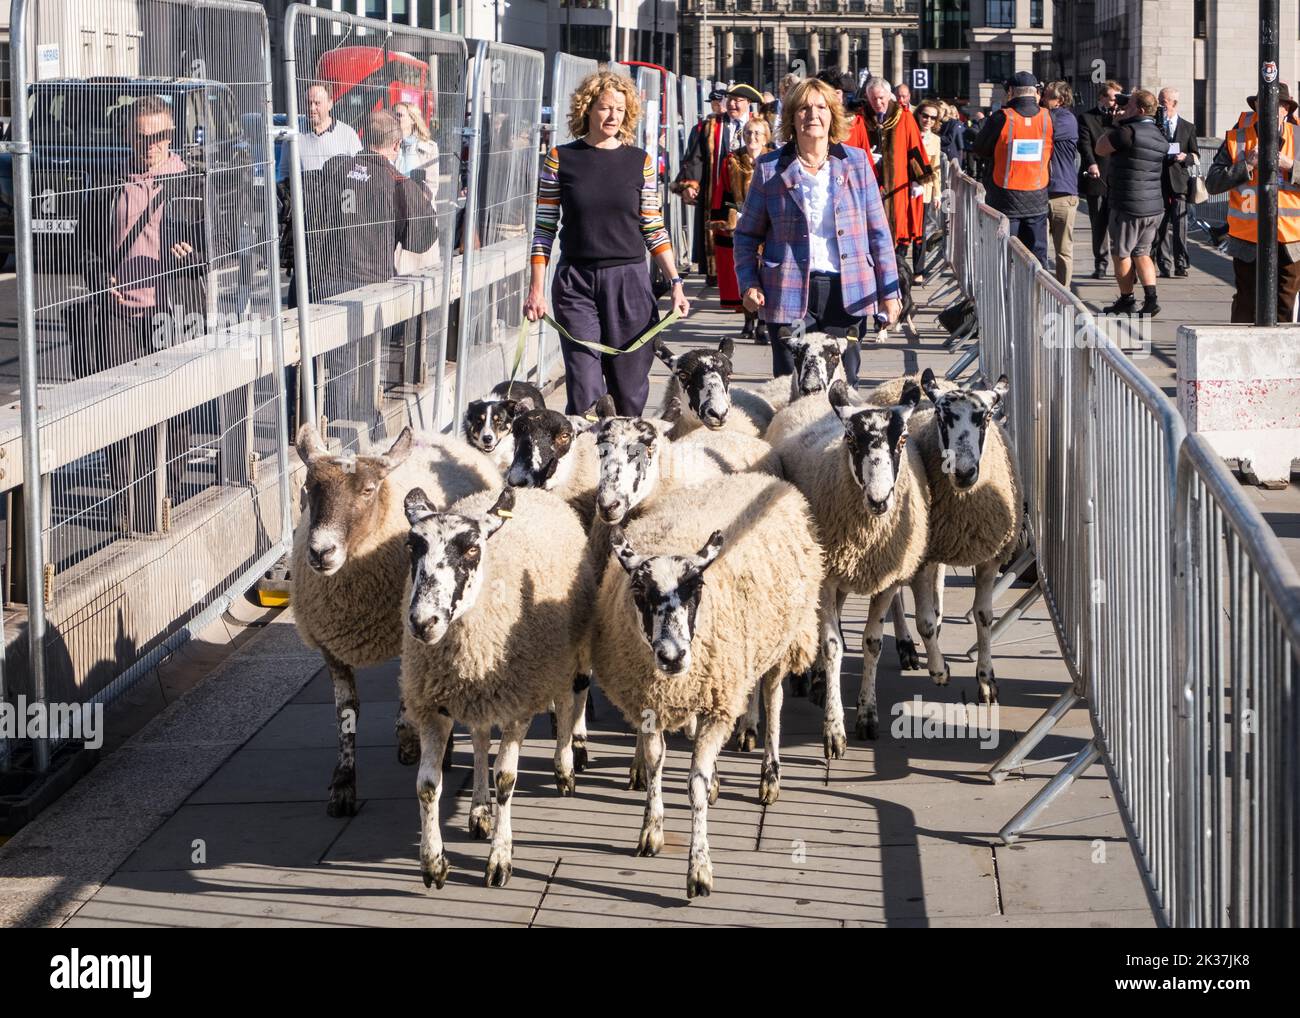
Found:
[0,273,1156,928]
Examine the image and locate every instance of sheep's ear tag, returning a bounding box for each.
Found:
[495,508,514,519]
[584,413,599,422]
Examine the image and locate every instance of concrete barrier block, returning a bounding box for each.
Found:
[1176,325,1300,487]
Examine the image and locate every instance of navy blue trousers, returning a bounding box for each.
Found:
[551,259,659,416]
[768,271,863,386]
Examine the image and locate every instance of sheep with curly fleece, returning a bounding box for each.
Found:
[592,471,823,898]
[654,338,776,440]
[866,372,957,408]
[589,400,779,753]
[906,369,1021,704]
[775,380,931,752]
[400,485,595,890]
[291,425,500,817]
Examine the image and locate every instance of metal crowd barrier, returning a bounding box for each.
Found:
[943,161,1300,927]
[5,0,294,773]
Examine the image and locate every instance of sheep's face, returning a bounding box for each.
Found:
[829,379,919,516]
[295,426,413,575]
[506,408,582,490]
[462,396,531,458]
[611,528,724,676]
[923,369,1008,491]
[402,487,514,645]
[594,416,671,524]
[783,331,845,397]
[655,339,734,428]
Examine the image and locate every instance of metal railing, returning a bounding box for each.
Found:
[945,159,1300,926]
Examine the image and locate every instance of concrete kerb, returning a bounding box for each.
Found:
[0,614,323,928]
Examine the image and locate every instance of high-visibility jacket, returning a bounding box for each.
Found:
[992,106,1054,191]
[1225,115,1300,245]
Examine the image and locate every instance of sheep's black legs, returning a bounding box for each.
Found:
[417,712,454,889]
[324,650,359,818]
[890,590,920,670]
[974,560,999,704]
[485,719,528,888]
[759,666,784,804]
[687,718,730,898]
[636,728,666,857]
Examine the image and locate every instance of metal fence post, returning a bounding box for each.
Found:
[453,40,487,429]
[9,0,51,773]
[284,4,319,433]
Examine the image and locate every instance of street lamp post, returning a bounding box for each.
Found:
[1258,0,1280,325]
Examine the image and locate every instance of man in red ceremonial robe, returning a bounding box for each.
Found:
[847,77,932,256]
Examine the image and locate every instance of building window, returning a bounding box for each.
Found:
[0,42,9,121]
[1194,78,1207,134]
[790,0,809,11]
[984,50,1014,84]
[820,0,839,12]
[570,25,611,62]
[1030,0,1043,27]
[736,0,754,11]
[926,0,970,50]
[787,30,809,74]
[985,0,1015,29]
[849,0,867,11]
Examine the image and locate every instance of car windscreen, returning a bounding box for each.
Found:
[29,85,182,149]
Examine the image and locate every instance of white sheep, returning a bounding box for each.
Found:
[589,402,779,753]
[461,379,547,472]
[401,485,596,890]
[775,380,931,753]
[654,338,776,439]
[592,471,823,898]
[291,425,500,817]
[906,369,1021,704]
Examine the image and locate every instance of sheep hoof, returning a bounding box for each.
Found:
[636,822,664,857]
[421,851,450,890]
[808,674,828,708]
[468,805,492,840]
[555,767,576,797]
[930,662,951,687]
[573,739,589,772]
[855,709,879,741]
[397,730,421,766]
[896,639,920,672]
[789,670,810,698]
[708,772,721,806]
[627,764,647,791]
[759,763,781,805]
[978,669,999,704]
[686,858,714,899]
[326,769,357,817]
[730,725,758,752]
[823,726,847,760]
[485,847,513,888]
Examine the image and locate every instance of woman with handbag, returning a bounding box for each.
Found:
[712,116,773,341]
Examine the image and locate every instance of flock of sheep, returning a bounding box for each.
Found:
[288,331,1021,900]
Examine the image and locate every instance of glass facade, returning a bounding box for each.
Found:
[985,0,1016,28]
[925,0,970,50]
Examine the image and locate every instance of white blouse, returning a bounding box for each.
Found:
[798,160,841,273]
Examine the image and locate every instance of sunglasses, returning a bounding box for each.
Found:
[133,128,174,146]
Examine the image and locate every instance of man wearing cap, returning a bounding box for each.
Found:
[675,83,761,286]
[1206,83,1300,323]
[974,70,1054,266]
[1096,89,1167,316]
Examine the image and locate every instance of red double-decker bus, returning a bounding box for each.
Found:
[316,46,436,133]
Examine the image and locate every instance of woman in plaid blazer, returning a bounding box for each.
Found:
[734,78,902,384]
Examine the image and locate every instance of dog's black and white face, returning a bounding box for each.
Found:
[783,331,846,396]
[463,396,531,457]
[829,378,919,516]
[611,527,724,675]
[655,338,734,428]
[922,368,1008,491]
[403,487,513,645]
[593,415,673,524]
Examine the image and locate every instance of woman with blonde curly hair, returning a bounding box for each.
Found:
[525,71,690,415]
[392,101,441,273]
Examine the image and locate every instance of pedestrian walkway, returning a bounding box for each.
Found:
[0,273,1155,928]
[1069,215,1300,570]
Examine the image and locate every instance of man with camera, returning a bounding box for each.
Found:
[1077,80,1125,278]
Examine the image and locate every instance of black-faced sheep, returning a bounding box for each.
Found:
[400,486,595,890]
[654,339,776,440]
[776,381,931,753]
[907,369,1021,704]
[291,425,500,817]
[592,472,823,898]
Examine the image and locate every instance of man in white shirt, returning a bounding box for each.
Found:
[299,84,362,171]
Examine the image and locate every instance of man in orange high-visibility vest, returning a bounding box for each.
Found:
[1206,83,1300,323]
[973,71,1054,266]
